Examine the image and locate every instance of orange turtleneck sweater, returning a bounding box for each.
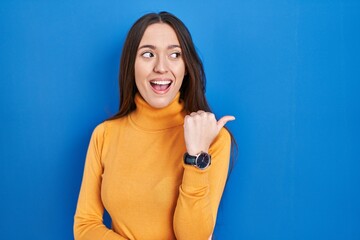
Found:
[74,93,231,240]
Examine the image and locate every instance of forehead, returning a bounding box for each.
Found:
[139,23,180,46]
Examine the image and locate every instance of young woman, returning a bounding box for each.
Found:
[74,11,235,240]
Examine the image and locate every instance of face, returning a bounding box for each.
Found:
[134,23,186,108]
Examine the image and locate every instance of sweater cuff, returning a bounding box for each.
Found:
[103,230,127,240]
[181,163,210,189]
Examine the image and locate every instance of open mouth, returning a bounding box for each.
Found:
[150,80,173,93]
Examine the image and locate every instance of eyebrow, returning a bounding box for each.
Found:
[138,44,181,50]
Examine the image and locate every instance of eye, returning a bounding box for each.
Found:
[169,52,181,59]
[141,52,154,58]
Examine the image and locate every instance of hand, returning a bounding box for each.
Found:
[183,110,235,155]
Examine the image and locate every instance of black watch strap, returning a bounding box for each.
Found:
[183,153,197,165]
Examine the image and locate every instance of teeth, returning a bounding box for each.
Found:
[151,80,172,85]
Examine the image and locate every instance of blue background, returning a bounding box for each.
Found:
[1,0,359,239]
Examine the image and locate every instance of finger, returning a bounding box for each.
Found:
[217,115,235,130]
[189,110,205,116]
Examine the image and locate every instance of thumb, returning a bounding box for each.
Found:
[217,115,235,130]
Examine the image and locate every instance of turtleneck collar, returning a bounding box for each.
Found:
[129,92,186,131]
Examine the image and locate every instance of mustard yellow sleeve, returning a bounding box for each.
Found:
[74,124,127,240]
[173,128,231,240]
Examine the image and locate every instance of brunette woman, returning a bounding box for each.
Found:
[74,11,235,240]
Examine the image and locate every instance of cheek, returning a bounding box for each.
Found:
[134,60,142,78]
[174,71,184,89]
[134,60,147,83]
[173,63,186,77]
[134,64,144,92]
[135,59,154,80]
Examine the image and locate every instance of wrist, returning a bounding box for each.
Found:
[186,148,209,156]
[183,151,211,170]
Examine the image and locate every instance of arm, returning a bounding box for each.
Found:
[173,111,234,239]
[74,124,127,240]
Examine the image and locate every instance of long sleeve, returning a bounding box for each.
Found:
[73,124,127,240]
[173,128,231,240]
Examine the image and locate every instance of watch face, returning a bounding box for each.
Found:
[196,153,210,169]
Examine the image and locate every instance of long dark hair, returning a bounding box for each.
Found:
[108,11,237,169]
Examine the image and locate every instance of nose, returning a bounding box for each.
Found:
[153,55,168,73]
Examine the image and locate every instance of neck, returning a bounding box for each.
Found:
[129,93,186,131]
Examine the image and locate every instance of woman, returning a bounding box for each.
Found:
[74,11,235,240]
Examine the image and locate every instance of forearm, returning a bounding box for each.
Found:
[74,217,127,240]
[174,127,231,239]
[173,166,214,239]
[74,124,128,240]
[74,179,128,240]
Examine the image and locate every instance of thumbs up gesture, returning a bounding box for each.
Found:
[183,111,235,156]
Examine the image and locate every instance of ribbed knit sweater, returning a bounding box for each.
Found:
[74,93,231,240]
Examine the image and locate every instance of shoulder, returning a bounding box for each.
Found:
[90,118,115,138]
[215,127,232,145]
[209,127,232,154]
[88,119,122,151]
[91,117,128,140]
[89,122,107,144]
[95,117,125,132]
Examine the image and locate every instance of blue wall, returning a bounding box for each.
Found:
[1,0,359,239]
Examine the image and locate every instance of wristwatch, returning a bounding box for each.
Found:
[183,151,211,170]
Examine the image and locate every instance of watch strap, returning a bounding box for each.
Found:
[183,153,197,165]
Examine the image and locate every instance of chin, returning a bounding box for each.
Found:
[139,87,180,109]
[148,98,172,109]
